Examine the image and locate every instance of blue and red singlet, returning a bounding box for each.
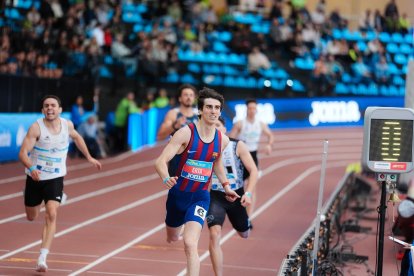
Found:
[168,123,222,192]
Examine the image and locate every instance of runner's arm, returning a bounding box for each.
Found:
[155,126,190,188]
[68,120,102,170]
[156,109,178,141]
[261,122,274,155]
[18,123,41,181]
[237,141,258,206]
[228,121,241,139]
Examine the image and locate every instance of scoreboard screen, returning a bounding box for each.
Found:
[362,107,414,173]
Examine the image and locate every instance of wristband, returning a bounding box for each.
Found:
[163,177,170,184]
[29,166,37,173]
[245,191,252,198]
[222,181,229,187]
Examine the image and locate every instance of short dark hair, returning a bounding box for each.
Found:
[197,87,224,112]
[177,84,197,98]
[245,98,257,105]
[41,95,62,107]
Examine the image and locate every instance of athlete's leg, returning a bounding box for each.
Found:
[183,221,202,276]
[25,205,41,221]
[166,225,184,243]
[209,225,223,276]
[41,200,60,250]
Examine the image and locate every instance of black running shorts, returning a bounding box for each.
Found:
[207,188,250,233]
[24,176,64,207]
[243,150,258,180]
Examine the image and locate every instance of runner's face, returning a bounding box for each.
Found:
[200,98,221,125]
[179,88,195,108]
[246,102,257,119]
[42,98,62,121]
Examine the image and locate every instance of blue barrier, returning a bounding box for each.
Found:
[2,97,405,162]
[0,112,70,163]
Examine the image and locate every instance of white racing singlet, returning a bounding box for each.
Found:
[237,119,262,152]
[26,118,70,180]
[211,139,245,192]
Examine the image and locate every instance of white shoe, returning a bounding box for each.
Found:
[61,192,67,205]
[36,256,48,272]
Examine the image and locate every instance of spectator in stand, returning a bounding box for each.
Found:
[154,88,170,109]
[398,13,410,34]
[384,0,399,19]
[77,114,103,159]
[359,9,375,32]
[374,56,390,84]
[329,8,344,28]
[326,54,343,90]
[374,9,385,32]
[352,56,372,84]
[141,91,156,111]
[312,55,329,95]
[111,33,137,76]
[114,91,141,152]
[248,46,271,77]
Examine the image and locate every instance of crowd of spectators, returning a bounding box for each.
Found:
[0,0,412,96]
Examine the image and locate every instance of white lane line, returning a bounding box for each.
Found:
[0,143,163,185]
[65,154,359,275]
[273,131,362,141]
[176,160,354,276]
[0,174,159,225]
[24,251,100,258]
[0,145,361,203]
[87,271,150,276]
[0,159,156,202]
[0,190,167,260]
[68,224,165,276]
[0,265,72,272]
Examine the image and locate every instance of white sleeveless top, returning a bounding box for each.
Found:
[211,139,245,192]
[26,118,70,180]
[237,119,262,152]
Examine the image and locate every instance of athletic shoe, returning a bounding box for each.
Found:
[36,256,48,272]
[61,192,67,205]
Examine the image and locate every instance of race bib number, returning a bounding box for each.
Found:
[181,159,213,182]
[36,155,62,173]
[194,205,207,220]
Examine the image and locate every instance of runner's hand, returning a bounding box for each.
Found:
[30,169,41,181]
[88,157,102,170]
[241,194,252,207]
[224,188,240,202]
[164,176,178,189]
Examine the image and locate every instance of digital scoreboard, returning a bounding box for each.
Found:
[362,107,414,173]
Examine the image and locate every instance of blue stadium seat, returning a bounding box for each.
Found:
[122,12,142,23]
[181,73,197,84]
[203,75,222,86]
[388,63,400,75]
[292,80,305,92]
[166,72,179,83]
[219,31,232,42]
[366,83,379,96]
[391,33,404,44]
[378,32,391,43]
[16,0,33,9]
[400,44,412,55]
[213,41,229,52]
[188,63,201,73]
[394,54,407,65]
[223,65,239,75]
[357,41,367,52]
[99,66,113,78]
[332,29,342,40]
[404,33,413,44]
[224,76,237,87]
[5,8,22,20]
[294,58,314,70]
[386,43,399,54]
[334,82,347,94]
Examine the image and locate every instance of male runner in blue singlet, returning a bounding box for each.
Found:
[155,88,240,275]
[156,84,199,141]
